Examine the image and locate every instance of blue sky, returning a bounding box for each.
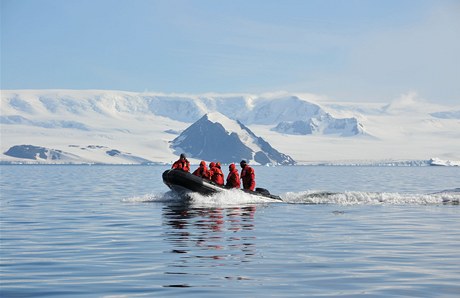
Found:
[2,0,459,104]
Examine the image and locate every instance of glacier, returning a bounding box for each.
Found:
[1,89,459,165]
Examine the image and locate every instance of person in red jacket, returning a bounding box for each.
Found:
[171,153,190,172]
[216,162,225,183]
[225,163,240,189]
[209,161,224,185]
[208,162,216,178]
[240,160,255,191]
[192,160,209,179]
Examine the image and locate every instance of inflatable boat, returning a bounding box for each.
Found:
[162,169,282,201]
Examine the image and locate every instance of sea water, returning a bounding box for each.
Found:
[1,165,459,297]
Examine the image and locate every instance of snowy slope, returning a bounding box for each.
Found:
[1,89,459,165]
[171,112,295,165]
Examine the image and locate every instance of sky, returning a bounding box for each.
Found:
[1,0,459,104]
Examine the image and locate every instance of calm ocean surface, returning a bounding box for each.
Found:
[1,165,459,297]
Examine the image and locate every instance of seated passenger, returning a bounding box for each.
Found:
[225,163,240,188]
[240,160,255,191]
[171,153,190,172]
[210,161,224,185]
[208,162,216,178]
[192,160,210,179]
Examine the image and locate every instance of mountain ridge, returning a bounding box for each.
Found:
[170,113,295,165]
[1,89,459,164]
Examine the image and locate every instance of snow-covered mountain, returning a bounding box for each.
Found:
[171,113,295,165]
[1,89,459,165]
[238,96,365,136]
[272,115,364,136]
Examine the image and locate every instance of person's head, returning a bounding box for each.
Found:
[180,153,186,160]
[229,163,236,171]
[216,162,221,169]
[200,160,206,167]
[240,160,247,168]
[209,162,216,168]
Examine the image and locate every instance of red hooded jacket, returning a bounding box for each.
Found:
[172,155,190,172]
[226,163,240,188]
[193,161,209,179]
[209,162,224,185]
[240,164,255,191]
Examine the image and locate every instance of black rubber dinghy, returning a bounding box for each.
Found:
[162,169,282,201]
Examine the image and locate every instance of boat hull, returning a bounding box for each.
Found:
[162,169,282,201]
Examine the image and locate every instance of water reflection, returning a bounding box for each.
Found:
[161,204,257,287]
